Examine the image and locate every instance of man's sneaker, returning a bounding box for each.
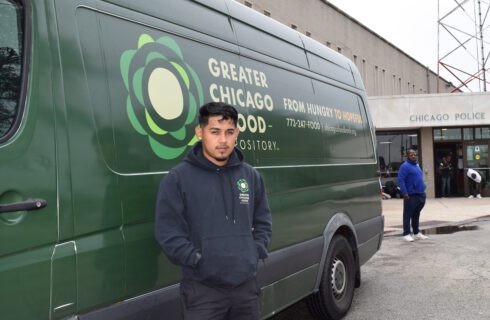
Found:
[404,234,414,242]
[477,194,482,199]
[468,195,474,199]
[414,233,429,240]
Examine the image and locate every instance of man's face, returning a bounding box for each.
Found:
[407,150,417,162]
[195,116,239,166]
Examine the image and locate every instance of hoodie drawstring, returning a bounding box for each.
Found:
[217,168,236,223]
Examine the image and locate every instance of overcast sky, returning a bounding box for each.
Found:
[327,0,489,92]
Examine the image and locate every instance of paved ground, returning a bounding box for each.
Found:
[346,218,490,320]
[270,197,490,320]
[273,218,490,320]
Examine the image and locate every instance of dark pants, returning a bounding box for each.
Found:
[469,179,481,196]
[180,278,260,320]
[441,176,451,196]
[403,193,426,236]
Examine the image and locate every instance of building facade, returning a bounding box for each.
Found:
[370,93,490,198]
[235,0,455,96]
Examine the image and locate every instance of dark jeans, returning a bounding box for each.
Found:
[441,176,451,196]
[403,193,426,236]
[180,278,260,320]
[469,179,482,196]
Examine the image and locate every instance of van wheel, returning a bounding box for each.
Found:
[306,235,355,320]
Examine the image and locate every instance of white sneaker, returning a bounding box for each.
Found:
[477,194,482,199]
[404,234,415,242]
[414,233,429,240]
[468,195,474,199]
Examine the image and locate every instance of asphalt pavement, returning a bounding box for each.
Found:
[271,197,490,320]
[345,218,490,320]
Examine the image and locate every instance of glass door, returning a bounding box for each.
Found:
[466,144,489,197]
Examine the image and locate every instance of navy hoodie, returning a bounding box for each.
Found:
[155,142,272,287]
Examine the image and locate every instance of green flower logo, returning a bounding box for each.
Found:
[120,34,204,159]
[237,179,249,193]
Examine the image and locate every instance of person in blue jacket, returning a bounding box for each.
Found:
[155,102,272,320]
[398,149,429,242]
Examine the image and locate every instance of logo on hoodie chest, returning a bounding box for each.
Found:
[237,179,250,205]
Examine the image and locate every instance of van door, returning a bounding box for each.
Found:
[0,1,58,319]
[53,0,126,313]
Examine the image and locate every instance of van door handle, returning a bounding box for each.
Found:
[0,199,47,213]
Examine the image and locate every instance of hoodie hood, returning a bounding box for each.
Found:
[183,141,244,170]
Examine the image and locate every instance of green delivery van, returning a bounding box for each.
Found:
[0,0,383,319]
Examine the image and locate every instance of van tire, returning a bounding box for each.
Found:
[306,235,355,320]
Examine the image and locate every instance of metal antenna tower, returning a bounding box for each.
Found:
[437,0,490,92]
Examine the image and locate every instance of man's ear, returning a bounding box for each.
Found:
[195,126,202,140]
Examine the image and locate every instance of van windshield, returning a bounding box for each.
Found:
[0,0,23,139]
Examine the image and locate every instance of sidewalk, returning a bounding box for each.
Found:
[382,196,490,235]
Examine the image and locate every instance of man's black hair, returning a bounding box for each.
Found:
[198,102,238,127]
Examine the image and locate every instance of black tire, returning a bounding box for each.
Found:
[306,235,356,320]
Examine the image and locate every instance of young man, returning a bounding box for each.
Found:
[155,102,272,320]
[398,149,429,242]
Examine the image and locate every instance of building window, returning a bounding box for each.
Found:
[381,69,385,94]
[475,127,490,139]
[362,59,366,83]
[433,128,462,141]
[377,131,420,184]
[244,1,252,8]
[291,24,297,30]
[463,128,474,140]
[0,0,24,140]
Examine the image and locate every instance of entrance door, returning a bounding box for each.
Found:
[465,144,489,197]
[434,143,462,197]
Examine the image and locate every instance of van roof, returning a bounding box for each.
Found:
[100,0,363,89]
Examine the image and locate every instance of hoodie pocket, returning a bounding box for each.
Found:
[199,233,258,286]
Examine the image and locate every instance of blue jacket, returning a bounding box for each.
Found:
[398,160,426,195]
[155,142,272,287]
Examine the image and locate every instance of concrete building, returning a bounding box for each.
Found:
[370,93,490,198]
[235,0,456,96]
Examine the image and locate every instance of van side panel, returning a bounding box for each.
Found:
[229,6,381,315]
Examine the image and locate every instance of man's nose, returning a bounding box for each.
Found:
[218,132,227,143]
